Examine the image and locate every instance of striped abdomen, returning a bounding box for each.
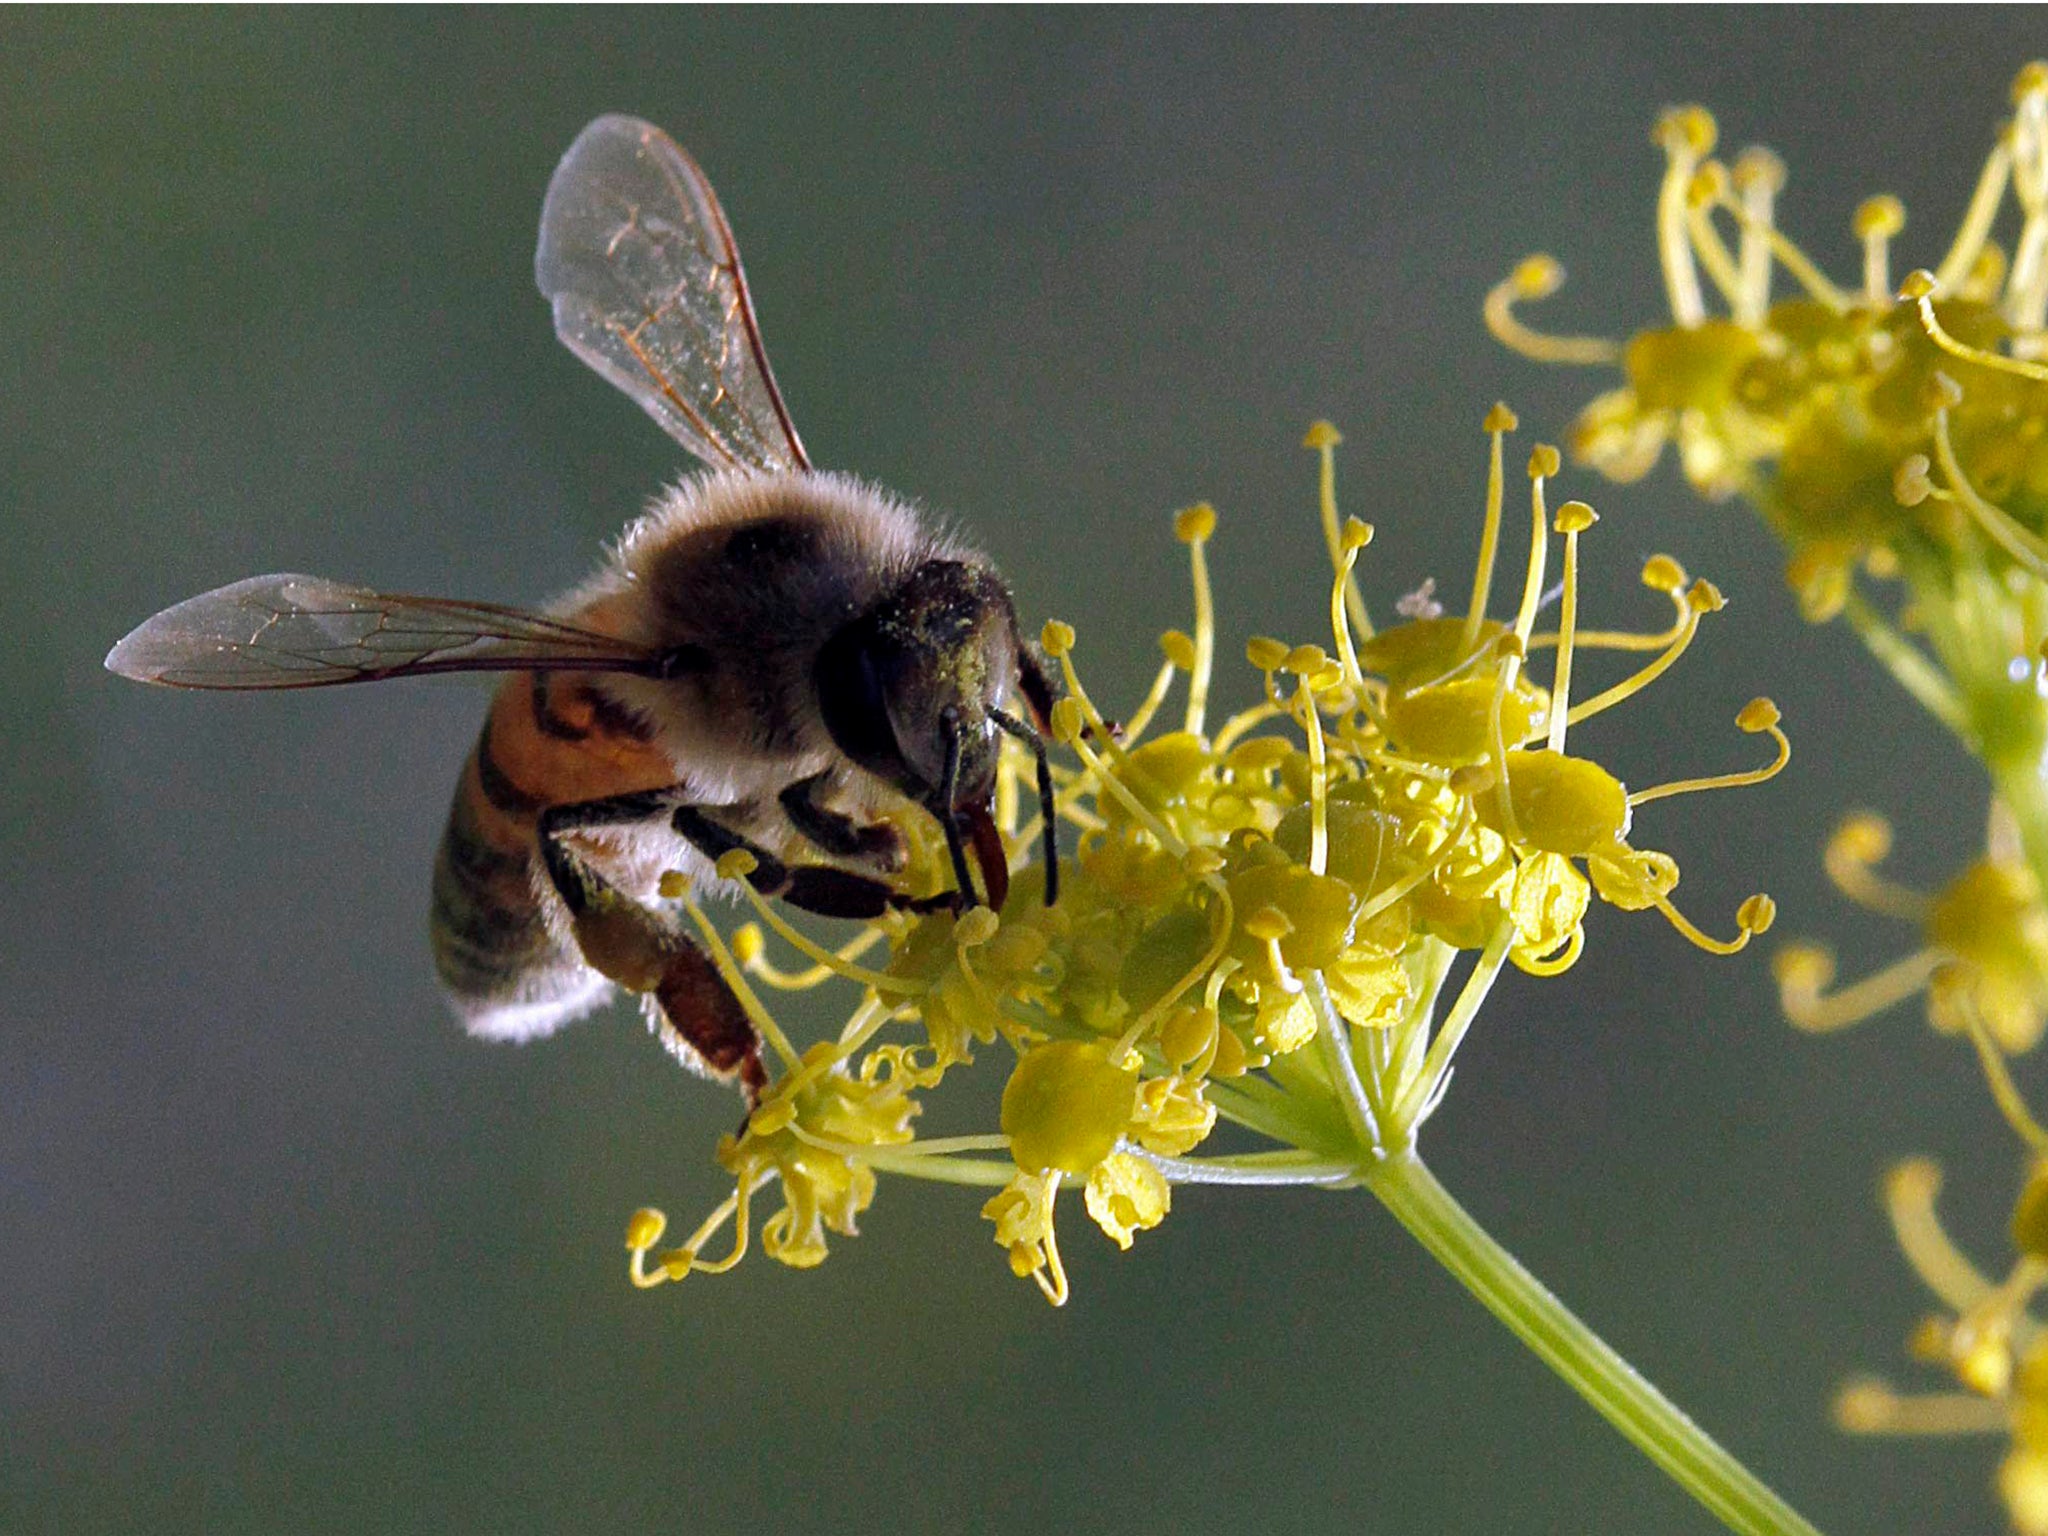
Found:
[430,669,674,1041]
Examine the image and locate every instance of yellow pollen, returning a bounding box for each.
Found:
[1173,503,1217,543]
[1301,420,1342,450]
[1159,629,1198,670]
[657,870,689,899]
[625,1207,666,1251]
[715,848,758,881]
[1246,636,1291,672]
[1040,619,1076,658]
[730,923,766,966]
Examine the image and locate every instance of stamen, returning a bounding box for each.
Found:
[1926,391,2048,577]
[1821,812,1933,922]
[1933,138,2017,294]
[1115,884,1233,1053]
[1564,578,1721,727]
[1529,554,1692,654]
[1514,926,1585,978]
[1649,890,1774,955]
[737,922,892,990]
[1885,1158,1997,1312]
[1681,167,1749,307]
[1900,272,2048,384]
[1296,675,1331,877]
[1627,697,1789,805]
[1834,1379,2011,1436]
[1482,257,1623,365]
[1120,645,1185,745]
[1513,446,1559,647]
[1051,698,1191,859]
[1854,195,1906,306]
[1305,422,1374,639]
[678,883,804,1072]
[1776,944,1944,1034]
[1547,500,1597,753]
[1331,519,1372,688]
[1730,148,1786,324]
[1175,504,1219,737]
[1706,183,1853,311]
[1953,985,2048,1151]
[1654,106,1716,326]
[1463,403,1516,653]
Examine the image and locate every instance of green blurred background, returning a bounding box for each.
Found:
[7,10,2042,1532]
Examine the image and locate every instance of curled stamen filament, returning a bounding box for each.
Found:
[1483,258,1623,365]
[1628,702,1789,805]
[1779,947,1944,1034]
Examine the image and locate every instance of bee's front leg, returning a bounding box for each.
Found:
[670,804,942,920]
[777,770,907,870]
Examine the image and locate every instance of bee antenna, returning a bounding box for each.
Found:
[991,707,1058,907]
[934,707,978,905]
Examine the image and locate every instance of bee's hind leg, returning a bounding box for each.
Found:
[536,788,764,1100]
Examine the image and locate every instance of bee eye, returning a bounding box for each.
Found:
[815,621,903,775]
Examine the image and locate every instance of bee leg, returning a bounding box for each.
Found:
[777,772,906,871]
[537,790,763,1099]
[671,803,930,921]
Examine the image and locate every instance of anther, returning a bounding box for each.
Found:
[1655,105,1719,157]
[1527,444,1563,478]
[1730,145,1787,195]
[1245,636,1291,672]
[1894,454,1935,506]
[1738,893,1778,935]
[716,849,760,881]
[1301,421,1343,450]
[1484,401,1520,433]
[1040,620,1077,657]
[1897,268,1939,302]
[2014,61,2048,105]
[1736,697,1781,733]
[1641,554,1687,592]
[626,1208,667,1251]
[1686,578,1727,613]
[1855,195,1906,240]
[1554,501,1598,535]
[1160,630,1198,670]
[1924,370,1965,411]
[1174,503,1218,543]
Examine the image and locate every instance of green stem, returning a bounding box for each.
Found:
[1361,1153,1825,1536]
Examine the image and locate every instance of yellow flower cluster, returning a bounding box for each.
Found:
[625,411,1784,1304]
[1491,63,2048,625]
[1837,1159,2048,1536]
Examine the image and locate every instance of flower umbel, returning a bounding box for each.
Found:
[624,408,1784,1306]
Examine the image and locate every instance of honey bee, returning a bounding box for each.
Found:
[106,115,1059,1100]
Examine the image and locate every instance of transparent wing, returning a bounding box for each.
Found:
[105,574,659,690]
[537,114,809,475]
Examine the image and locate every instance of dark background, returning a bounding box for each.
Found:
[6,10,2041,1533]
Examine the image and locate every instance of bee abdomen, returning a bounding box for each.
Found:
[429,734,608,1041]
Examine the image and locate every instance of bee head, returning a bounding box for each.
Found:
[815,559,1019,818]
